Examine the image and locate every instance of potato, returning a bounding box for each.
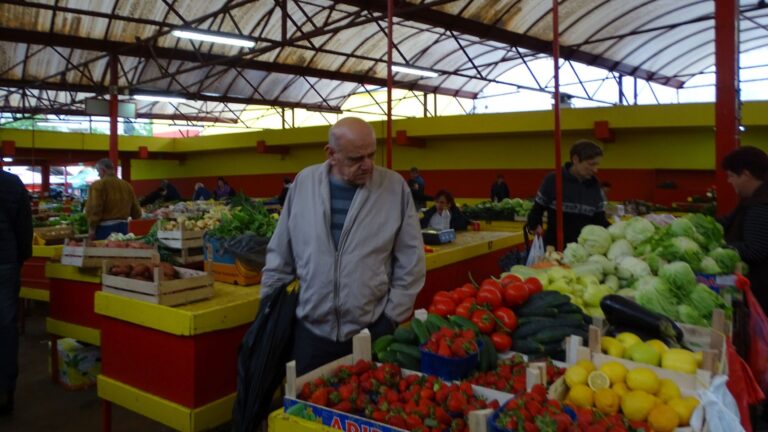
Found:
[159,262,177,280]
[130,263,149,278]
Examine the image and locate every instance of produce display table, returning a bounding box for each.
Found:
[475,220,527,233]
[20,245,62,302]
[268,409,334,432]
[417,230,523,309]
[95,282,261,432]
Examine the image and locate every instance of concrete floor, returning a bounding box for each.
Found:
[0,301,220,432]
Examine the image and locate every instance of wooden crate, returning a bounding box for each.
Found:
[157,226,205,249]
[167,246,205,265]
[101,259,214,306]
[61,240,157,268]
[34,225,74,245]
[284,331,500,432]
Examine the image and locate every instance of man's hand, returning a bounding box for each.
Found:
[529,225,543,236]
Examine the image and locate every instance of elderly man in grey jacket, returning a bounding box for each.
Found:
[261,117,426,374]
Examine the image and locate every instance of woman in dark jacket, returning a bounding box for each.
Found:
[420,190,470,231]
[720,146,768,313]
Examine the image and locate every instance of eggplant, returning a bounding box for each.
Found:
[600,295,684,344]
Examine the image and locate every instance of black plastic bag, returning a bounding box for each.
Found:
[231,281,299,432]
[219,234,270,270]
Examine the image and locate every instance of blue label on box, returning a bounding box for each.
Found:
[695,273,737,294]
[203,235,236,264]
[284,398,404,432]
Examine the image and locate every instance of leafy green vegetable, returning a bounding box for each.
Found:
[677,304,708,326]
[708,247,741,274]
[208,194,276,239]
[578,225,613,255]
[607,239,634,261]
[699,256,723,274]
[625,217,656,246]
[658,261,697,298]
[563,242,589,264]
[588,254,616,275]
[634,276,680,319]
[686,283,729,321]
[656,236,705,270]
[616,256,652,282]
[642,253,667,275]
[683,214,725,251]
[608,221,626,241]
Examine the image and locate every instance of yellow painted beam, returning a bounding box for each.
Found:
[476,221,527,233]
[20,286,50,302]
[0,129,172,151]
[45,262,102,283]
[33,245,62,258]
[46,318,100,346]
[97,375,235,432]
[94,282,260,336]
[425,231,523,271]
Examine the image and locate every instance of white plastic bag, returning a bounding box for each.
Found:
[690,375,744,432]
[526,235,545,267]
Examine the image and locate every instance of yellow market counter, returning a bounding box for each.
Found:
[96,282,261,432]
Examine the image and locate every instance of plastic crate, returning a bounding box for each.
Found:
[419,340,480,381]
[422,229,456,245]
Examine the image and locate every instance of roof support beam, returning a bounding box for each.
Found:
[336,0,686,88]
[0,105,237,124]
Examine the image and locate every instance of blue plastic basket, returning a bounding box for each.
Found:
[419,340,480,381]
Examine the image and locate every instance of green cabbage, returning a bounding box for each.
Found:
[588,254,616,275]
[669,218,705,245]
[607,239,634,261]
[578,225,613,255]
[708,247,741,274]
[657,236,705,270]
[686,283,728,320]
[584,284,613,307]
[625,217,656,246]
[684,214,725,251]
[608,221,626,241]
[570,261,605,280]
[634,276,680,319]
[658,261,697,298]
[604,275,620,291]
[616,288,637,298]
[699,257,723,275]
[643,253,667,275]
[563,242,589,264]
[616,256,652,281]
[677,304,708,326]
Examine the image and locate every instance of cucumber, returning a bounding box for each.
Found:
[532,327,588,344]
[517,307,559,318]
[556,303,583,314]
[513,316,586,339]
[512,339,543,354]
[373,335,395,356]
[389,342,421,359]
[542,341,565,355]
[518,316,553,326]
[411,319,429,344]
[377,349,398,364]
[449,315,479,333]
[393,326,417,344]
[395,351,421,371]
[483,335,497,370]
[523,292,571,310]
[426,314,451,330]
[477,336,490,372]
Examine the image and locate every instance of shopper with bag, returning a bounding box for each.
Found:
[527,140,609,247]
[260,117,426,375]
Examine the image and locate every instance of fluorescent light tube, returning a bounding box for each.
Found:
[167,125,204,130]
[172,29,256,48]
[392,65,439,78]
[37,121,88,127]
[134,94,188,103]
[2,157,12,162]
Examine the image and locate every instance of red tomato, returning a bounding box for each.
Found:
[461,297,477,307]
[471,310,496,334]
[433,291,452,302]
[454,285,476,301]
[455,302,473,318]
[476,287,503,309]
[500,274,523,288]
[490,332,513,352]
[480,278,503,296]
[493,307,518,332]
[448,290,463,305]
[503,282,529,307]
[431,298,456,317]
[524,277,543,295]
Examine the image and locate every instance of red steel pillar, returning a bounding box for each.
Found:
[553,0,564,251]
[385,0,394,169]
[109,55,119,168]
[714,0,740,216]
[120,157,131,183]
[41,163,51,195]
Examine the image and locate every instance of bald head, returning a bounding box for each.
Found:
[326,117,377,186]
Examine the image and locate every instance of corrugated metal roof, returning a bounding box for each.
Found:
[0,0,765,125]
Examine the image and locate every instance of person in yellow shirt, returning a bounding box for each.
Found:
[85,159,142,240]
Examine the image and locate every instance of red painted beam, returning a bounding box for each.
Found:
[714,0,740,216]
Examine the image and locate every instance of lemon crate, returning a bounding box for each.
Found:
[284,331,511,432]
[34,225,74,245]
[157,226,205,249]
[101,259,214,306]
[61,239,157,268]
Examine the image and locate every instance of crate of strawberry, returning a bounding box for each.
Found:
[467,354,566,395]
[285,331,504,432]
[421,327,481,381]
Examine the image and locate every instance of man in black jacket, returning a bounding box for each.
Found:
[490,174,510,202]
[0,170,32,415]
[527,140,609,247]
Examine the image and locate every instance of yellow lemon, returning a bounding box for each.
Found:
[601,336,625,358]
[616,332,642,350]
[600,361,628,385]
[646,339,669,355]
[594,388,621,415]
[576,359,596,374]
[612,382,630,398]
[694,351,704,367]
[648,404,680,432]
[587,371,611,391]
[565,365,589,388]
[621,390,656,421]
[661,348,698,374]
[567,384,594,408]
[669,397,700,426]
[657,378,682,402]
[626,368,660,394]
